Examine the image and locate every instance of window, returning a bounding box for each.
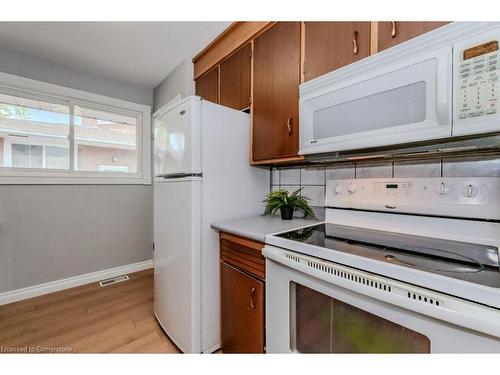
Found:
[0,93,70,170]
[45,146,70,169]
[0,73,151,184]
[74,105,137,173]
[11,144,69,169]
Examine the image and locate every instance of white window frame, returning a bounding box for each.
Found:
[0,72,151,185]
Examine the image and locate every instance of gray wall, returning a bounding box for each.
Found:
[0,185,152,293]
[0,46,153,106]
[0,47,154,293]
[153,58,195,112]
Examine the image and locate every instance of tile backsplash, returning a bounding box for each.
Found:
[393,159,441,178]
[270,156,500,210]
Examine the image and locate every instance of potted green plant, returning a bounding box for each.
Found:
[263,188,316,220]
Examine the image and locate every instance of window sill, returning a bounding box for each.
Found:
[0,174,152,185]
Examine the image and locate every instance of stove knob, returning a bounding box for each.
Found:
[462,184,478,198]
[347,182,358,193]
[436,182,450,196]
[334,185,344,194]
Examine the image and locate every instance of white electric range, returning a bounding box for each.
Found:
[264,177,500,353]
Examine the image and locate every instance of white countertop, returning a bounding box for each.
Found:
[211,215,320,243]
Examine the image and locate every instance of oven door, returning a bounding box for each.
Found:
[264,246,500,353]
[299,46,452,154]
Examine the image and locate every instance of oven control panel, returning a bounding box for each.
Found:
[326,177,500,220]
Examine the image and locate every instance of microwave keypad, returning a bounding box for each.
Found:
[458,50,498,119]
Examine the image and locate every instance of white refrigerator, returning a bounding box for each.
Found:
[152,96,269,353]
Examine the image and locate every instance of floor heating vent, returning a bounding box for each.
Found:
[99,274,130,287]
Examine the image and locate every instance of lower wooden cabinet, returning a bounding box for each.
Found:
[219,232,265,353]
[221,262,264,353]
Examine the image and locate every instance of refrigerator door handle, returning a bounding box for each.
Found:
[157,172,203,179]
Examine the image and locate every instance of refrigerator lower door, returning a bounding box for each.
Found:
[153,177,202,353]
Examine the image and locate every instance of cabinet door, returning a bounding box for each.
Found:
[304,22,371,82]
[221,262,264,353]
[195,67,219,103]
[252,22,301,161]
[220,43,251,111]
[377,22,449,52]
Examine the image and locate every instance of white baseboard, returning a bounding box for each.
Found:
[0,259,153,306]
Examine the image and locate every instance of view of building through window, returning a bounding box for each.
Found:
[11,144,70,169]
[0,93,70,170]
[0,92,138,173]
[74,105,137,173]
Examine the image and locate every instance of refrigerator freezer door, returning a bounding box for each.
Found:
[153,178,202,353]
[154,97,202,178]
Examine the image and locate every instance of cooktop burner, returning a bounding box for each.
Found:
[277,223,500,288]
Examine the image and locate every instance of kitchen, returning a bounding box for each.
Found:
[1,0,500,373]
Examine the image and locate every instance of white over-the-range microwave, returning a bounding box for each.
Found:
[299,22,500,155]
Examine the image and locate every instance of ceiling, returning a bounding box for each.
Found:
[0,22,230,89]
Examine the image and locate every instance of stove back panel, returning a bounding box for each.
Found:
[326,177,500,220]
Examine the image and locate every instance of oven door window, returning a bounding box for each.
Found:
[291,282,430,353]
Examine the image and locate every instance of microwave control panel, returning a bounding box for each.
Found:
[457,40,498,119]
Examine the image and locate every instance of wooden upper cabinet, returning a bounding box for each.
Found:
[304,22,371,82]
[252,22,301,162]
[193,21,453,165]
[219,43,252,111]
[377,22,449,52]
[195,67,219,104]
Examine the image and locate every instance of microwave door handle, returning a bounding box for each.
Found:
[435,49,452,126]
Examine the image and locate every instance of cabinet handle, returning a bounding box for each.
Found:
[286,117,293,135]
[391,21,397,38]
[250,287,256,310]
[352,31,359,54]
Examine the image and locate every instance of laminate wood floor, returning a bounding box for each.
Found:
[0,269,180,353]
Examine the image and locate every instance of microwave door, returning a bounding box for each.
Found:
[299,46,452,154]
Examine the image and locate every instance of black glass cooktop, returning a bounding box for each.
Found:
[276,223,500,287]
